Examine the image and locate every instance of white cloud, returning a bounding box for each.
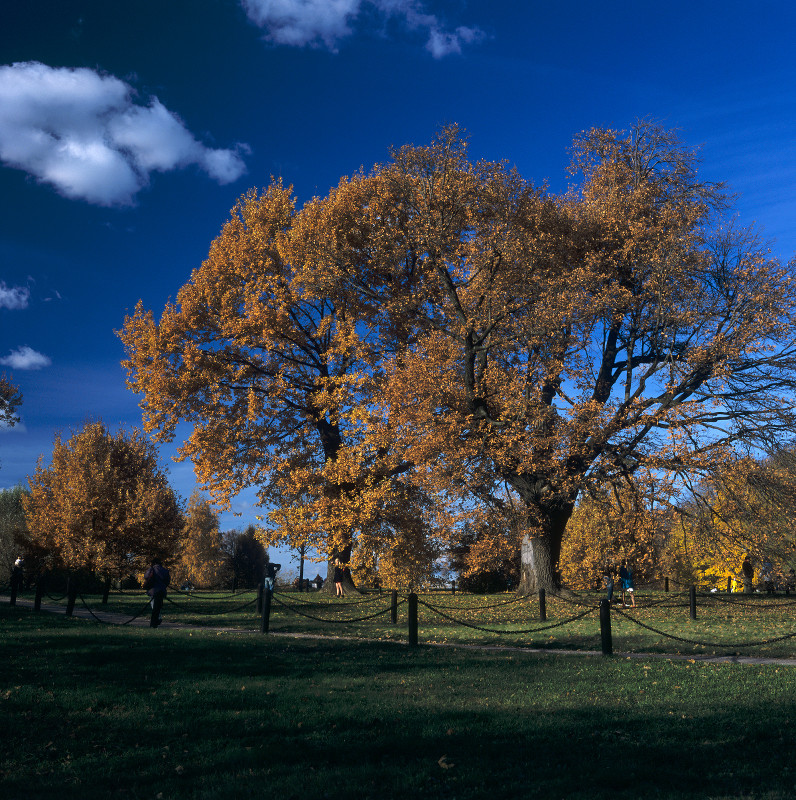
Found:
[0,282,29,310]
[425,25,483,58]
[240,0,484,56]
[0,62,248,206]
[0,346,52,370]
[242,0,361,50]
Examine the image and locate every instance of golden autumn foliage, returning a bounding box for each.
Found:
[23,421,183,577]
[173,492,225,587]
[669,453,796,587]
[559,482,672,590]
[121,121,796,592]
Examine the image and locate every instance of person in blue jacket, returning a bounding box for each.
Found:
[618,559,635,608]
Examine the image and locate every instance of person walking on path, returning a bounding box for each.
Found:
[143,558,170,628]
[742,554,754,594]
[619,559,636,608]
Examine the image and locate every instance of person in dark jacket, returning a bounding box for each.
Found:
[143,559,170,628]
[742,554,754,594]
[333,560,344,597]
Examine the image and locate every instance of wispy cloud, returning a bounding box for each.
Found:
[0,281,30,310]
[240,0,484,57]
[0,346,52,370]
[0,62,249,206]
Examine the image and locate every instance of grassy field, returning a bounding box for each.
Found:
[30,584,796,658]
[2,603,796,800]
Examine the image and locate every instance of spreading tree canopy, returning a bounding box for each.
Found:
[121,122,796,591]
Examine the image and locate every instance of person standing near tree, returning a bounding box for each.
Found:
[264,561,281,592]
[333,560,344,597]
[619,559,635,608]
[143,558,170,628]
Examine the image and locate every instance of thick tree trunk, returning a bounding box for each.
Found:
[321,545,360,595]
[517,503,573,594]
[519,534,557,593]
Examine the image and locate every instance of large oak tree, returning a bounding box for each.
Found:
[120,182,415,591]
[121,122,796,592]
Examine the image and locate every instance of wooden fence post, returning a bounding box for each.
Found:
[539,588,547,621]
[665,576,669,592]
[689,585,697,620]
[599,599,613,656]
[408,592,418,646]
[391,590,398,625]
[451,580,456,595]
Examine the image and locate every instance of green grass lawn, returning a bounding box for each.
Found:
[2,604,796,800]
[36,585,796,658]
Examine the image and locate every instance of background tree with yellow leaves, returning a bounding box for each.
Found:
[668,452,796,588]
[173,491,225,588]
[23,421,183,580]
[559,479,672,590]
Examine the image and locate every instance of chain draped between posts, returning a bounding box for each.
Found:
[415,595,596,634]
[612,605,796,649]
[8,580,796,657]
[164,594,258,615]
[271,593,398,623]
[78,592,151,625]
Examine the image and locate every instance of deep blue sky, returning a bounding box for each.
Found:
[2,0,795,572]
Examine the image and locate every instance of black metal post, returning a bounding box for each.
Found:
[451,580,456,595]
[391,590,398,624]
[664,576,669,592]
[34,575,44,611]
[408,592,418,646]
[599,598,613,656]
[66,581,77,617]
[689,584,697,619]
[102,577,111,605]
[539,588,547,621]
[727,576,732,594]
[260,588,272,633]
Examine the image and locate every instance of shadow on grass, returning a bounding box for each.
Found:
[1,606,795,800]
